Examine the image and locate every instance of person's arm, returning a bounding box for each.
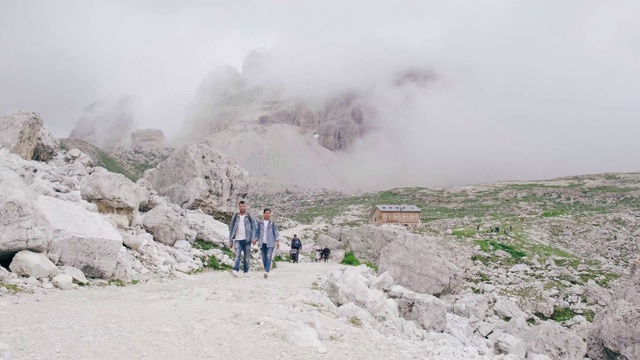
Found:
[274,223,280,249]
[228,214,236,248]
[251,215,258,245]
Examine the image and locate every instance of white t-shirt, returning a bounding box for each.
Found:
[262,220,269,244]
[234,214,246,241]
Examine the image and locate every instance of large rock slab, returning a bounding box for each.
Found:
[317,234,344,250]
[379,236,462,296]
[185,210,228,244]
[588,263,640,360]
[526,321,586,360]
[35,195,123,278]
[80,168,149,227]
[144,141,249,216]
[143,204,185,246]
[9,250,60,279]
[0,111,46,160]
[0,159,51,258]
[387,285,447,332]
[340,224,407,264]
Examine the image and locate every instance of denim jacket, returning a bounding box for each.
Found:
[228,212,257,245]
[256,220,280,248]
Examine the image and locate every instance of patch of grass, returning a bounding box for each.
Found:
[78,282,90,287]
[475,240,526,259]
[96,152,137,182]
[452,229,478,238]
[536,307,576,323]
[274,255,285,262]
[1,283,20,293]
[542,210,567,217]
[206,256,232,271]
[578,271,621,288]
[108,279,126,287]
[365,261,378,272]
[131,279,140,285]
[348,317,363,327]
[193,239,234,258]
[583,310,596,322]
[341,252,361,266]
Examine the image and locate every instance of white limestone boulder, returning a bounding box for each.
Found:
[143,204,185,246]
[144,141,249,215]
[9,250,60,279]
[0,159,51,258]
[379,236,462,296]
[185,210,228,244]
[36,195,123,278]
[80,168,149,227]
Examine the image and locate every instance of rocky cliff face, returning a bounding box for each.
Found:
[69,95,134,150]
[131,129,166,150]
[181,52,375,152]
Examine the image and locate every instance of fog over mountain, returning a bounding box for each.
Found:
[1,0,639,189]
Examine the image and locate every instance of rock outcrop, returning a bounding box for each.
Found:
[79,168,150,227]
[144,141,249,216]
[588,262,640,360]
[36,195,123,278]
[379,236,462,296]
[142,204,185,246]
[0,111,59,161]
[130,129,166,150]
[0,157,51,258]
[9,250,60,279]
[339,224,407,264]
[69,95,134,150]
[182,52,374,152]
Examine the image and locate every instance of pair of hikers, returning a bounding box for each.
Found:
[228,200,279,279]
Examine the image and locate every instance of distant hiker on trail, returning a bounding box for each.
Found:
[228,200,257,278]
[321,247,331,262]
[256,208,280,279]
[290,234,302,263]
[315,249,322,262]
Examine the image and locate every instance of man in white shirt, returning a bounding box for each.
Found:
[228,200,257,277]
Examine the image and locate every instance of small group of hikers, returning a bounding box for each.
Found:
[315,247,331,262]
[228,200,314,279]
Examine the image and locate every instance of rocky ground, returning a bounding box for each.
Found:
[0,262,485,360]
[1,110,638,359]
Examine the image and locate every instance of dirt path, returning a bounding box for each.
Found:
[0,262,420,360]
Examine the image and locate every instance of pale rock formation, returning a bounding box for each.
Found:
[9,250,60,279]
[144,141,249,216]
[35,195,123,278]
[69,95,134,150]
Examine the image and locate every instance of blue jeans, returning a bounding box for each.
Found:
[233,240,251,273]
[260,244,274,273]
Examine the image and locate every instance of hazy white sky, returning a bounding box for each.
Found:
[1,0,639,185]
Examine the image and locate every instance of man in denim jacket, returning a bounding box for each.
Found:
[228,200,257,277]
[255,208,280,279]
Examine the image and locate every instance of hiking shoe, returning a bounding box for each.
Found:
[243,272,250,278]
[230,270,239,277]
[263,272,269,279]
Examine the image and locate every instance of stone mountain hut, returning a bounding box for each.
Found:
[369,205,422,226]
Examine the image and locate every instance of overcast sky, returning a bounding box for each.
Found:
[1,0,639,185]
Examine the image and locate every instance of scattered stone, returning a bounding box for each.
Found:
[58,266,88,284]
[495,333,527,359]
[52,274,74,290]
[9,250,60,279]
